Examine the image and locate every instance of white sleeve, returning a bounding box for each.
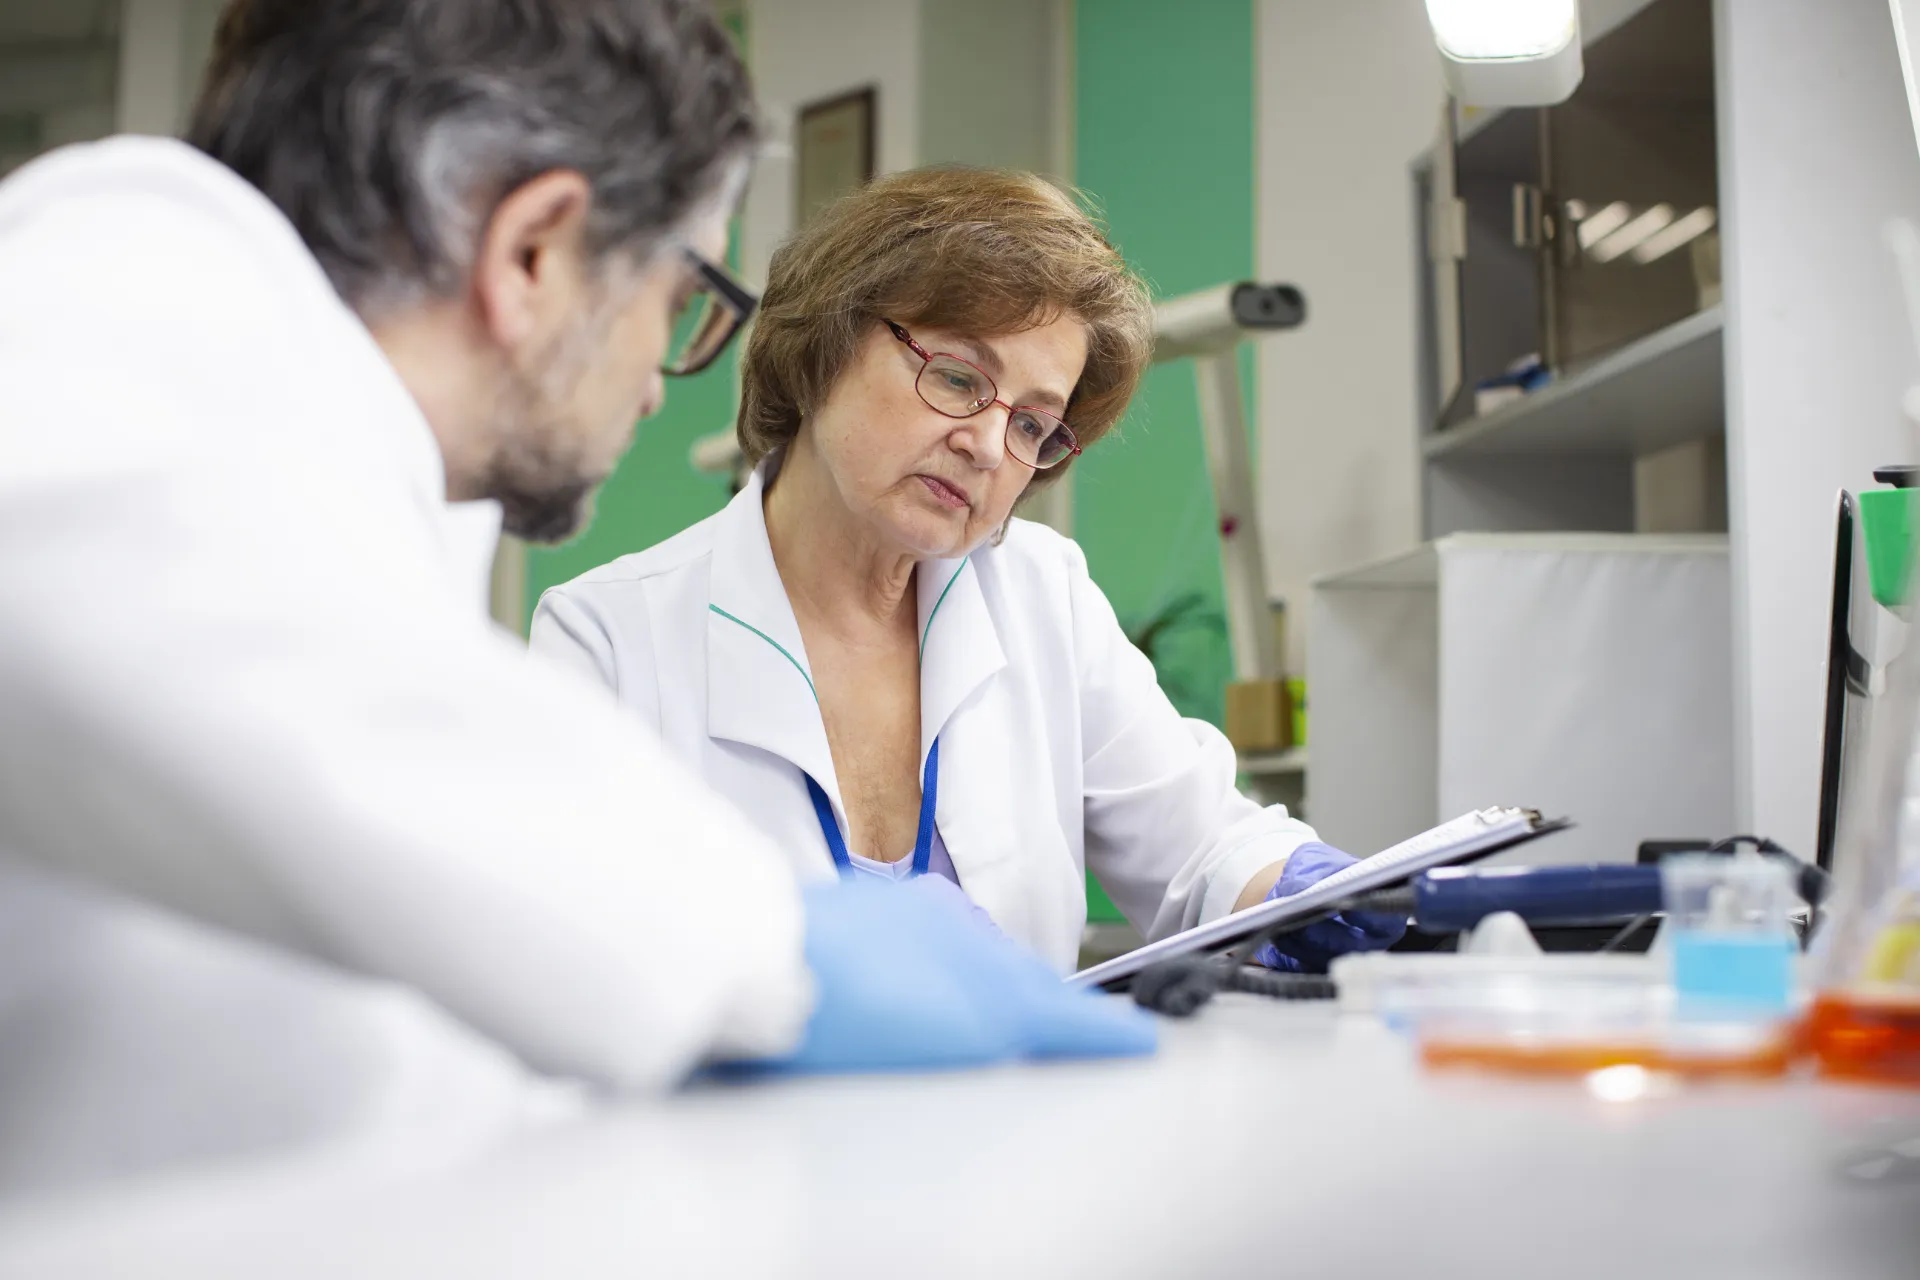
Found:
[530,588,619,690]
[529,584,662,729]
[0,163,811,1091]
[1066,541,1318,939]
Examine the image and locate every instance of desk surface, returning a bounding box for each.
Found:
[2,999,1918,1279]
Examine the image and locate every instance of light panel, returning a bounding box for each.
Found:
[1426,0,1584,107]
[1588,204,1675,264]
[1426,0,1579,60]
[1575,201,1632,250]
[1630,207,1718,264]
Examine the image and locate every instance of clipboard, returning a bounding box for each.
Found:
[1072,808,1571,990]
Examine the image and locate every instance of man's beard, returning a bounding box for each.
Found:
[480,297,623,545]
[493,458,596,544]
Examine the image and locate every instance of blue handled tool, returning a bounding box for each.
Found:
[1402,864,1665,932]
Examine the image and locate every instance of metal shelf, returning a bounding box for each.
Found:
[1312,544,1437,591]
[1424,306,1724,460]
[1315,533,1725,591]
[1237,747,1307,777]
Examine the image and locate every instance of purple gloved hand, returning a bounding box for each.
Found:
[1252,842,1407,973]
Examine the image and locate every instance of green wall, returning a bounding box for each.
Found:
[1074,0,1254,925]
[1072,0,1254,730]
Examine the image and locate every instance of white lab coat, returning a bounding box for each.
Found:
[0,139,811,1194]
[531,459,1319,972]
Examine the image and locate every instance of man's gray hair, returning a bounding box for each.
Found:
[187,0,758,316]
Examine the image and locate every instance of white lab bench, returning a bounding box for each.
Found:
[0,998,1915,1279]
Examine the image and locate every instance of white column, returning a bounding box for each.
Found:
[116,0,190,136]
[1254,0,1440,675]
[1718,0,1920,853]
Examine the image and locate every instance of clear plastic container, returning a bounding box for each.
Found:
[1419,1017,1800,1079]
[1401,969,1800,1079]
[1333,945,1801,1079]
[1347,908,1806,1079]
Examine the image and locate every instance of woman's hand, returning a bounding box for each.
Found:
[1251,842,1408,973]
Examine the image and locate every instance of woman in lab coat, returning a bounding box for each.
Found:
[532,168,1401,973]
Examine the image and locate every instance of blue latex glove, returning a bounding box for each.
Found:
[903,869,1004,935]
[1253,841,1408,973]
[737,879,1157,1074]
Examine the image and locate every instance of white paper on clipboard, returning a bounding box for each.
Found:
[1070,807,1565,989]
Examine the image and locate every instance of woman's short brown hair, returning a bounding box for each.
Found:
[737,166,1152,482]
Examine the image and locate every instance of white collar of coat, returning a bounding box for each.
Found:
[704,453,1008,801]
[439,500,504,619]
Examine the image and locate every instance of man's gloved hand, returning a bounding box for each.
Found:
[1253,842,1407,973]
[743,879,1158,1074]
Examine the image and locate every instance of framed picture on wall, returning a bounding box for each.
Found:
[795,87,875,227]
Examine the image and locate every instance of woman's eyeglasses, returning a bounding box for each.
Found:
[662,250,758,377]
[884,320,1081,470]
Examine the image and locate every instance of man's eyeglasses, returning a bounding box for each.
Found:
[884,321,1081,470]
[662,250,758,377]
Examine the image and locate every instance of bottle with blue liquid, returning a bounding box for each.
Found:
[1661,854,1799,1018]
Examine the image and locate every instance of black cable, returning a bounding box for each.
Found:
[1131,887,1410,1017]
[1707,833,1779,851]
[1224,969,1338,1000]
[1699,834,1830,950]
[1129,956,1339,1016]
[1705,834,1831,911]
[1597,913,1654,953]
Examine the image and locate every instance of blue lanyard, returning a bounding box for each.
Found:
[804,738,940,878]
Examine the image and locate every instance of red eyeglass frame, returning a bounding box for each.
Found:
[884,320,1082,470]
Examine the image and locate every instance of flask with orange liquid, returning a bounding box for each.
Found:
[1807,886,1920,1084]
[1806,221,1920,1084]
[1806,577,1920,1083]
[1805,473,1920,1082]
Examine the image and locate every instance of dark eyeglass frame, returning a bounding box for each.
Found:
[883,320,1082,470]
[662,249,759,378]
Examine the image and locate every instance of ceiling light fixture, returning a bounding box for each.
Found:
[1425,0,1584,106]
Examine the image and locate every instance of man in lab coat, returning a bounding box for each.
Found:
[0,0,1147,1197]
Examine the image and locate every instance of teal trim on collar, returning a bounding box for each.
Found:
[709,604,818,704]
[921,558,971,655]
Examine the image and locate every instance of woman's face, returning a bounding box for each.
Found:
[800,314,1089,559]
